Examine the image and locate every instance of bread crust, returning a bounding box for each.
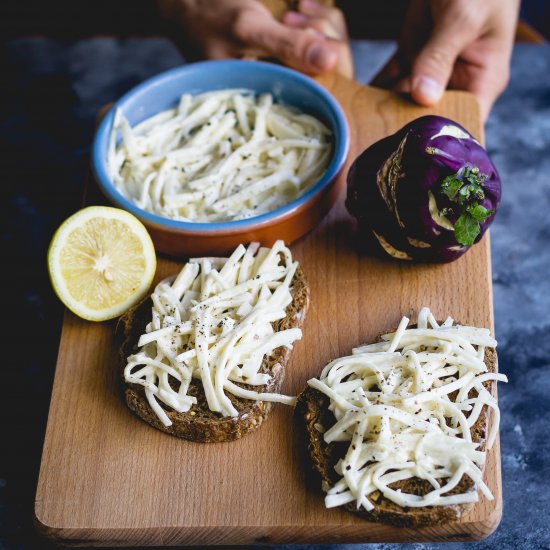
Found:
[296,326,497,527]
[118,266,309,443]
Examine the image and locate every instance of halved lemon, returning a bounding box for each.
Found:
[48,206,156,321]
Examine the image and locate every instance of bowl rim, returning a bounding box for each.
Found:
[92,59,349,234]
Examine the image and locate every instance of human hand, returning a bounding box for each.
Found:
[158,0,350,76]
[282,0,354,79]
[372,0,520,120]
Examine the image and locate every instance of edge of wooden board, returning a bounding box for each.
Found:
[34,80,503,546]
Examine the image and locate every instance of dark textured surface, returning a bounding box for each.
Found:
[0,38,548,549]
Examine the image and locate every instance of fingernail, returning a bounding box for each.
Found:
[413,76,443,103]
[307,43,336,70]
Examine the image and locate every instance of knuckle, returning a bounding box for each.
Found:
[423,46,455,71]
[441,0,480,29]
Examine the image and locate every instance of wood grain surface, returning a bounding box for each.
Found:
[34,73,502,546]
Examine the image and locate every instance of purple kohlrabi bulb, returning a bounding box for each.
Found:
[346,115,501,263]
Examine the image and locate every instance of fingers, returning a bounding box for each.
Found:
[297,0,348,38]
[371,0,425,90]
[409,10,480,106]
[462,73,505,123]
[281,0,353,78]
[283,12,341,41]
[232,6,338,73]
[447,1,517,121]
[449,51,511,122]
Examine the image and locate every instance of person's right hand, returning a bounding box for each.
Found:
[158,0,350,76]
[371,0,519,121]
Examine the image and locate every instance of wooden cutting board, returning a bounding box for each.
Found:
[35,72,502,546]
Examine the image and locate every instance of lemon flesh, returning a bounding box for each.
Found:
[48,206,156,321]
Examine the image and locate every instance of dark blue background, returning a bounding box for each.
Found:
[0,36,549,550]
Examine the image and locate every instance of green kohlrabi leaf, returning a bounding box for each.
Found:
[441,167,493,246]
[454,212,480,246]
[440,175,464,200]
[440,165,488,206]
[454,201,493,246]
[467,203,494,222]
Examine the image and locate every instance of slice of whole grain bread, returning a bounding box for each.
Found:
[296,325,497,527]
[118,265,309,443]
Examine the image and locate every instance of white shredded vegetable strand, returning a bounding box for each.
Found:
[307,307,507,511]
[107,90,331,222]
[124,240,302,425]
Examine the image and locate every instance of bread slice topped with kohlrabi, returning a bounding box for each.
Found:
[119,240,309,443]
[297,307,507,527]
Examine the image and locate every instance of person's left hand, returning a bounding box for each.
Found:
[158,0,353,77]
[372,0,520,121]
[282,0,354,79]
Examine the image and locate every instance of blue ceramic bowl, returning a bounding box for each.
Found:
[92,60,349,256]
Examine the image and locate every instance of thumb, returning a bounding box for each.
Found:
[233,8,337,73]
[410,21,477,106]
